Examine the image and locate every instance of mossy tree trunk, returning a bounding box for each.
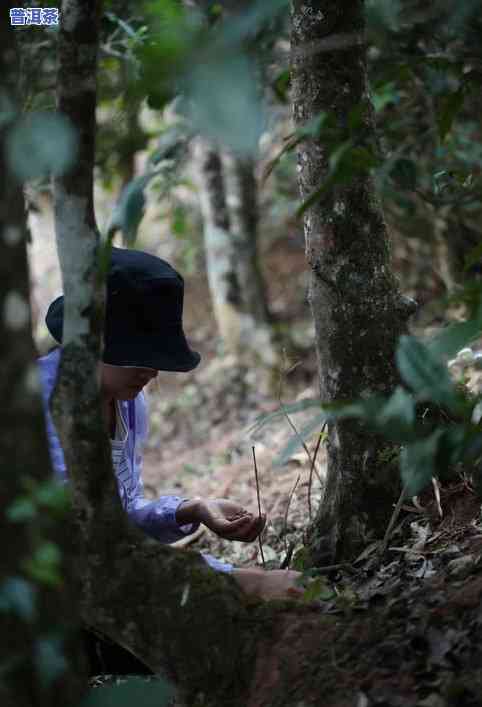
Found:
[291,0,415,563]
[50,3,263,705]
[0,9,85,705]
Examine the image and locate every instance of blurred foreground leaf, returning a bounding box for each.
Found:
[396,335,463,412]
[107,175,150,245]
[6,111,78,181]
[34,634,68,687]
[82,677,174,706]
[0,577,36,622]
[400,429,444,495]
[183,51,265,155]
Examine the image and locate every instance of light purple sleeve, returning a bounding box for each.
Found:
[37,349,68,481]
[130,394,233,572]
[37,351,232,573]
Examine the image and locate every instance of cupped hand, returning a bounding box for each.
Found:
[197,498,266,542]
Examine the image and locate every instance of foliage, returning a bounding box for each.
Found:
[136,0,288,155]
[256,295,482,496]
[5,111,78,182]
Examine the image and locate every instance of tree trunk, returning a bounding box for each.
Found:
[221,149,276,365]
[220,153,266,325]
[50,3,262,704]
[0,9,85,705]
[192,138,244,351]
[290,0,415,563]
[193,139,277,367]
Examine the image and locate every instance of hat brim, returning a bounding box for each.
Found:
[46,296,201,372]
[104,324,201,372]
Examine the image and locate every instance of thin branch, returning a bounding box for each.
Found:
[379,485,408,556]
[282,473,300,554]
[308,423,326,520]
[251,446,265,569]
[277,358,323,486]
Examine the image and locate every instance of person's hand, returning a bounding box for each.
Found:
[196,498,266,542]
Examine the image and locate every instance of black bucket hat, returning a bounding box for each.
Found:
[45,247,201,372]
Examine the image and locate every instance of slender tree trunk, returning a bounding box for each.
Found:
[0,10,85,706]
[291,1,415,563]
[221,150,271,326]
[193,141,276,366]
[192,138,245,351]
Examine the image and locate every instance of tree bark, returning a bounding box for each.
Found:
[193,139,276,366]
[192,138,244,351]
[50,3,265,704]
[0,9,85,705]
[291,0,415,563]
[221,150,271,326]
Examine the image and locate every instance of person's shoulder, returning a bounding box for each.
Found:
[37,346,61,366]
[135,389,148,412]
[37,346,61,380]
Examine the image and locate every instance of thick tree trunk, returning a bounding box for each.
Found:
[0,10,85,706]
[291,1,415,563]
[50,4,263,704]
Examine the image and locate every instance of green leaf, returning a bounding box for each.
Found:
[6,111,78,182]
[35,481,70,515]
[275,411,326,467]
[400,430,444,495]
[81,677,174,706]
[292,547,310,571]
[0,89,17,129]
[184,50,265,155]
[301,577,335,603]
[323,390,418,443]
[108,176,150,245]
[390,158,417,190]
[396,335,461,411]
[272,69,290,103]
[296,141,378,217]
[34,635,67,687]
[262,113,328,184]
[437,87,465,142]
[374,386,417,443]
[427,317,482,361]
[0,577,37,621]
[6,497,37,522]
[248,398,321,436]
[372,81,399,112]
[23,543,62,587]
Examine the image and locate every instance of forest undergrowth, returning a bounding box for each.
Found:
[29,200,482,706]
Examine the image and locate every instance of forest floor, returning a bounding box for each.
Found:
[29,195,482,706]
[138,238,482,707]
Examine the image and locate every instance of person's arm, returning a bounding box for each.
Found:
[37,352,68,481]
[128,495,202,544]
[128,393,203,543]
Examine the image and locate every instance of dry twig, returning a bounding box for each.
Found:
[251,446,266,568]
[282,473,301,554]
[308,423,326,519]
[277,356,323,487]
[379,485,407,556]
